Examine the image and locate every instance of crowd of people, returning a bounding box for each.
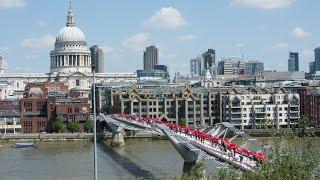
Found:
[111,114,266,165]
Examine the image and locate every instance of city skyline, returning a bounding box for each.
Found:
[0,0,319,75]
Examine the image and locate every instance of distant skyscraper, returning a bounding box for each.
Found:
[190,57,202,77]
[244,61,264,75]
[0,55,4,75]
[90,45,104,73]
[217,58,244,75]
[288,52,299,72]
[315,47,320,71]
[203,49,215,69]
[309,61,315,74]
[143,45,158,70]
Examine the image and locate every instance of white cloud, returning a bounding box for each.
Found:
[291,27,310,38]
[0,0,26,9]
[301,49,314,60]
[272,42,289,49]
[142,7,187,29]
[21,34,55,49]
[230,0,293,9]
[101,45,114,53]
[177,34,197,41]
[122,33,152,52]
[234,43,246,48]
[36,20,47,28]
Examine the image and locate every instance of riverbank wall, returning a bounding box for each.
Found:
[0,131,156,141]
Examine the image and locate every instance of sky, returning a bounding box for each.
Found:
[0,0,319,76]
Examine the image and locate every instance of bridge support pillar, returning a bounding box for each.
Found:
[111,132,125,147]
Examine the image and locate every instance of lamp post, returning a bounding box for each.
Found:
[92,65,98,180]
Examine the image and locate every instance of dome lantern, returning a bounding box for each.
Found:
[66,1,75,27]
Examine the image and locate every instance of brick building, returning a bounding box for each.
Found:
[48,97,90,132]
[20,86,48,133]
[299,87,320,126]
[20,82,90,133]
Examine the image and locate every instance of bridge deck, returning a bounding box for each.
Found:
[106,114,263,172]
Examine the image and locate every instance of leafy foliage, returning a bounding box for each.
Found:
[217,132,320,180]
[67,122,80,133]
[178,118,187,126]
[84,120,93,132]
[52,117,64,133]
[181,160,207,180]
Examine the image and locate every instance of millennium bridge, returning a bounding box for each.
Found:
[99,114,269,172]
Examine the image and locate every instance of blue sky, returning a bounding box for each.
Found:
[0,0,319,75]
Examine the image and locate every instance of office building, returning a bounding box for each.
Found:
[190,57,202,77]
[218,57,244,75]
[90,45,104,73]
[315,47,320,71]
[143,46,158,70]
[0,99,21,134]
[203,49,215,69]
[288,52,299,72]
[309,61,315,74]
[244,61,264,75]
[154,64,168,73]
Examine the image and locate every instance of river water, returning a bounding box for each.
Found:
[0,139,193,180]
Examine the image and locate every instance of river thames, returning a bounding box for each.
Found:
[0,139,205,180]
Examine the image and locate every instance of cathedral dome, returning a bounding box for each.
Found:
[56,26,85,42]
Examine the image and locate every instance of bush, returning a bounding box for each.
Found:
[179,118,187,126]
[84,120,93,132]
[52,118,64,133]
[67,122,80,133]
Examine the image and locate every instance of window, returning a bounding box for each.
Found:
[279,107,282,110]
[76,79,80,86]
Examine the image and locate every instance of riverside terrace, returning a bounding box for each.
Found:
[103,114,268,172]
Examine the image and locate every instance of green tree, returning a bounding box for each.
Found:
[67,122,80,133]
[52,118,64,133]
[84,120,93,132]
[178,118,187,126]
[181,160,207,180]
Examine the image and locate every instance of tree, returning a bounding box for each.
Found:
[297,116,312,136]
[179,118,187,126]
[84,120,93,132]
[52,118,64,133]
[67,122,80,133]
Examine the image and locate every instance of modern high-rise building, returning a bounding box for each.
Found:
[309,61,315,74]
[217,57,244,75]
[288,52,299,72]
[190,57,202,77]
[143,45,158,70]
[0,56,4,75]
[244,61,264,75]
[203,49,215,69]
[315,47,320,71]
[90,45,104,73]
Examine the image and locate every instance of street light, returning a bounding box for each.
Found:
[92,65,98,180]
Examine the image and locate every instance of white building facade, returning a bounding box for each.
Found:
[222,85,300,129]
[0,4,136,98]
